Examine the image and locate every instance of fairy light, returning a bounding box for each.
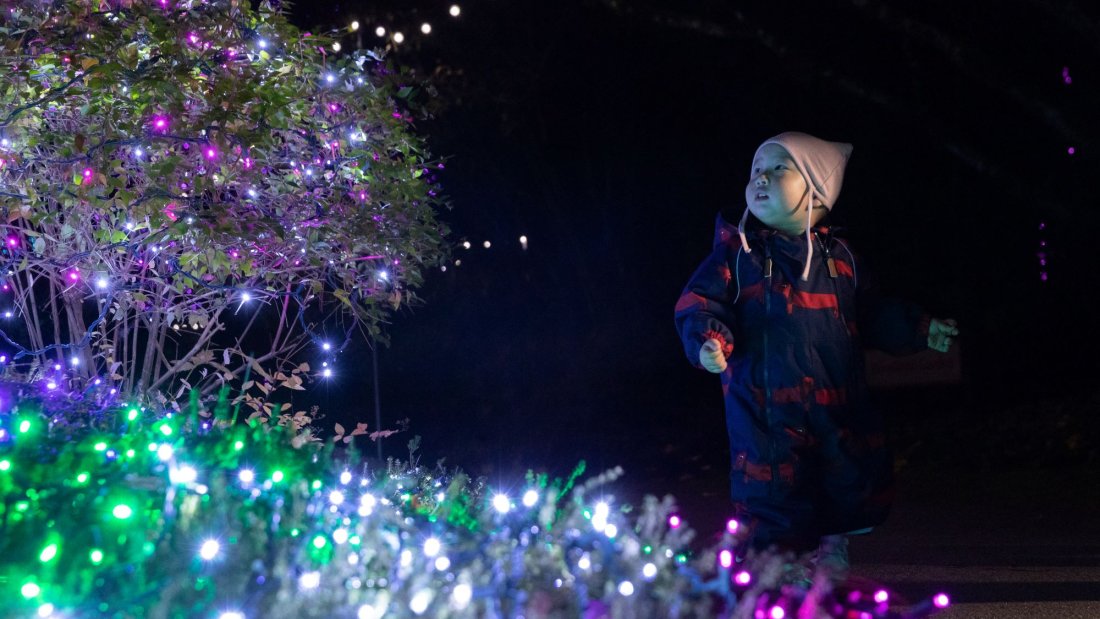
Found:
[734,571,751,585]
[718,549,733,569]
[434,556,451,571]
[492,493,510,514]
[522,489,538,507]
[874,589,889,603]
[332,42,341,51]
[423,537,441,557]
[933,593,950,608]
[350,21,359,31]
[299,571,321,590]
[642,562,657,579]
[199,539,220,560]
[449,5,461,17]
[519,235,528,250]
[769,606,785,619]
[420,23,431,34]
[392,32,404,44]
[618,581,634,596]
[375,26,386,37]
[409,589,431,614]
[218,613,245,619]
[329,490,345,506]
[451,583,472,609]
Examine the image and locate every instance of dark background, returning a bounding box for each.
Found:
[287,0,1099,510]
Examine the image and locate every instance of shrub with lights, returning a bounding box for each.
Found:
[0,390,952,619]
[0,0,448,414]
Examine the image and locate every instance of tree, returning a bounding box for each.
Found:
[0,0,449,413]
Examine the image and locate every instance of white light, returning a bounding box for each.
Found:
[332,42,341,52]
[423,537,441,557]
[134,147,144,158]
[340,470,352,484]
[199,539,220,560]
[329,490,345,505]
[522,489,539,507]
[642,562,658,579]
[420,23,432,34]
[241,292,251,302]
[605,524,618,538]
[618,581,634,596]
[350,21,360,31]
[239,469,255,484]
[462,241,471,249]
[323,368,333,378]
[482,240,491,249]
[452,583,472,609]
[492,493,510,514]
[434,556,451,571]
[157,444,174,461]
[171,465,198,484]
[578,554,591,570]
[400,549,413,567]
[257,38,268,49]
[409,590,432,615]
[325,73,335,83]
[378,270,389,281]
[358,604,382,619]
[96,277,109,289]
[333,528,349,544]
[37,605,55,618]
[450,5,461,17]
[299,571,321,590]
[393,32,404,44]
[248,189,257,198]
[219,613,245,619]
[375,26,386,37]
[71,355,80,366]
[323,342,332,351]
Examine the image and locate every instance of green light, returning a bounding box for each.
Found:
[90,549,104,564]
[271,470,284,483]
[20,582,40,598]
[39,543,58,562]
[18,419,31,433]
[16,500,29,512]
[112,504,133,519]
[0,459,10,471]
[311,480,322,490]
[290,528,300,537]
[642,545,652,554]
[350,535,361,545]
[127,408,139,421]
[676,554,687,564]
[159,424,173,437]
[76,472,89,483]
[125,449,135,458]
[312,535,327,549]
[94,442,108,451]
[233,440,244,451]
[148,443,157,452]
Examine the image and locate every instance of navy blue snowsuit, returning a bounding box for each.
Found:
[675,212,930,551]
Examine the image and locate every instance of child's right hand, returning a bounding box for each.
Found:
[699,338,728,373]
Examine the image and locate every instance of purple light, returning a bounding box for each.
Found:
[68,270,79,281]
[668,515,681,529]
[874,590,889,603]
[718,549,733,569]
[726,518,740,534]
[1068,146,1076,155]
[152,116,169,131]
[734,571,751,585]
[243,157,253,170]
[205,147,217,160]
[1041,272,1048,281]
[6,237,16,247]
[82,168,93,179]
[0,355,6,363]
[933,593,950,608]
[769,606,784,619]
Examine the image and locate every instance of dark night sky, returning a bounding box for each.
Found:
[286,1,1100,481]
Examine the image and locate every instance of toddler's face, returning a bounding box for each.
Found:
[745,144,822,235]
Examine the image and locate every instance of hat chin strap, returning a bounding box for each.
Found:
[800,193,817,281]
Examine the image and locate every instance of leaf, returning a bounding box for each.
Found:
[334,422,345,436]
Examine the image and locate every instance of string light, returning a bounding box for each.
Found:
[450,5,461,17]
[420,23,432,35]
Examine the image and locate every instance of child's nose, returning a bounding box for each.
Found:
[754,174,768,187]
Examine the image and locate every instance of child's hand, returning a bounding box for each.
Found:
[699,338,728,373]
[927,318,959,353]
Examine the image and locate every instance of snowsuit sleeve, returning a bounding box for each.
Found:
[845,243,931,356]
[674,243,738,369]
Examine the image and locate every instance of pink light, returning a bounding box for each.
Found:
[726,519,740,534]
[82,168,93,179]
[68,271,79,281]
[769,606,784,619]
[734,571,751,585]
[668,515,681,529]
[1068,146,1076,155]
[205,147,217,160]
[243,157,253,170]
[329,104,339,113]
[6,237,16,247]
[874,590,889,603]
[933,593,950,608]
[718,549,733,569]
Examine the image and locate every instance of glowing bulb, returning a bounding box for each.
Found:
[340,470,352,484]
[642,562,657,579]
[171,465,197,484]
[257,38,268,49]
[350,21,360,31]
[669,514,682,528]
[434,556,450,571]
[219,613,245,619]
[332,42,341,52]
[325,73,335,84]
[409,589,431,614]
[329,490,345,505]
[271,470,284,483]
[578,555,591,570]
[39,543,58,562]
[734,570,752,585]
[90,549,104,564]
[770,606,785,619]
[522,489,538,507]
[134,147,144,158]
[112,504,133,519]
[420,23,432,34]
[238,469,255,484]
[21,582,40,598]
[452,583,472,608]
[450,5,461,17]
[933,593,950,608]
[322,368,332,378]
[96,277,108,289]
[393,32,404,44]
[618,581,634,596]
[323,342,332,351]
[423,537,441,557]
[375,26,386,37]
[874,590,889,603]
[726,518,740,534]
[482,240,491,249]
[199,539,220,560]
[299,571,321,590]
[37,603,54,618]
[492,493,510,514]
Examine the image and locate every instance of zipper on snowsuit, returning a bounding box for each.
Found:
[762,240,777,486]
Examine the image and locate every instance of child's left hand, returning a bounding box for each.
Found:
[927,318,959,353]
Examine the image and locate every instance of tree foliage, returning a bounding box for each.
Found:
[0,0,449,410]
